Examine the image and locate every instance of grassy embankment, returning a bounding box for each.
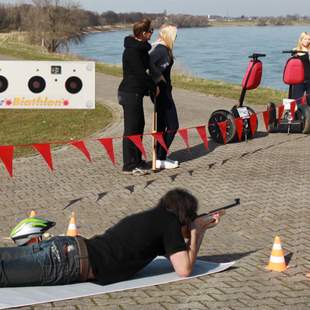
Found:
[0,38,286,156]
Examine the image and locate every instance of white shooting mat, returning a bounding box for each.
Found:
[0,257,235,309]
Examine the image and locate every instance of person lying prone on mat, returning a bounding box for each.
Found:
[0,188,222,287]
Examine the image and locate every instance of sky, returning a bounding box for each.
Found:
[4,0,310,17]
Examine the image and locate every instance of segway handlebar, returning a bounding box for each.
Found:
[249,53,266,59]
[282,50,309,55]
[195,198,241,219]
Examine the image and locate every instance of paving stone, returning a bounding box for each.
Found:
[1,64,310,308]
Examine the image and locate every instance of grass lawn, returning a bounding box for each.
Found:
[0,104,112,157]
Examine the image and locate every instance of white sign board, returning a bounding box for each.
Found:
[282,98,295,111]
[0,61,95,109]
[237,107,250,119]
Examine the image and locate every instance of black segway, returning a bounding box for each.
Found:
[208,53,266,144]
[267,50,310,134]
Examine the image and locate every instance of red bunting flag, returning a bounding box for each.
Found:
[0,145,14,177]
[234,118,243,141]
[152,132,169,153]
[278,105,284,121]
[196,126,208,150]
[262,111,269,130]
[178,128,190,149]
[98,138,115,165]
[290,101,296,120]
[32,144,53,171]
[249,114,258,136]
[218,121,227,144]
[301,95,307,105]
[70,141,91,162]
[127,135,147,159]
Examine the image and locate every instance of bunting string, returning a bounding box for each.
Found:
[0,93,309,177]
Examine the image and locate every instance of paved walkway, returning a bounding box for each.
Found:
[1,58,310,309]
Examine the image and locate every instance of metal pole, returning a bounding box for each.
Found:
[152,96,157,171]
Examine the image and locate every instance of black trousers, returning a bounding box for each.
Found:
[156,85,179,160]
[292,82,310,105]
[118,91,145,171]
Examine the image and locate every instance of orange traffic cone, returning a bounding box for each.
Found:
[29,210,37,217]
[266,236,287,272]
[66,212,79,237]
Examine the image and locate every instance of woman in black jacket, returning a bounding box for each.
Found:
[292,32,310,104]
[150,24,179,170]
[118,19,158,176]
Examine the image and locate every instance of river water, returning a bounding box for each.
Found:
[66,25,310,90]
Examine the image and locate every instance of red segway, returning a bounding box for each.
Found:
[208,53,266,143]
[267,50,310,134]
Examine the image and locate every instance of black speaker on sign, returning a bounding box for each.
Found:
[0,75,8,93]
[28,76,46,93]
[65,76,83,94]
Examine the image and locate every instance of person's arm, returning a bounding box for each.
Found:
[169,214,221,277]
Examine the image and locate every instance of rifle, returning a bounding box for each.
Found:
[196,198,240,224]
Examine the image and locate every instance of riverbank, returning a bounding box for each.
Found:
[208,20,310,27]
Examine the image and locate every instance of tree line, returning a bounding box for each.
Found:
[0,1,209,52]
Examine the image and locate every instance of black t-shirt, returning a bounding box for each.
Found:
[85,206,187,285]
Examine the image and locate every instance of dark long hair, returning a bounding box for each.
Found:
[158,188,198,226]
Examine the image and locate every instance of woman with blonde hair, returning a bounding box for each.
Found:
[150,24,179,170]
[292,32,310,104]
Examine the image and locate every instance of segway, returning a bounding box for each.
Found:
[208,53,266,144]
[267,50,310,134]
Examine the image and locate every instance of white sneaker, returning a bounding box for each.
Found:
[165,158,179,165]
[156,159,179,169]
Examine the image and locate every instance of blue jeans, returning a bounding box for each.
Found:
[0,236,80,287]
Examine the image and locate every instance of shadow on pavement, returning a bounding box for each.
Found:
[169,141,219,163]
[254,131,269,139]
[285,252,293,265]
[199,249,260,263]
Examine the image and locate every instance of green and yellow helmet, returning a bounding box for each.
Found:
[10,217,56,246]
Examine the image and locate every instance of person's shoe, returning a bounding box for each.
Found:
[165,158,179,165]
[138,160,151,170]
[156,159,179,169]
[131,167,149,176]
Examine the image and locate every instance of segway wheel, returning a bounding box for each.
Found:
[267,102,277,133]
[299,104,310,134]
[208,110,236,144]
